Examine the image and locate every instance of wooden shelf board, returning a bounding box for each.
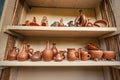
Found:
[0,60,120,66]
[5,26,117,37]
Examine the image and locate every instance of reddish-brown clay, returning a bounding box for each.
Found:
[41,16,48,26]
[103,51,116,61]
[94,20,107,27]
[58,18,64,27]
[17,42,29,61]
[87,43,99,50]
[67,48,77,61]
[7,47,19,60]
[81,51,91,61]
[42,41,53,61]
[29,51,41,61]
[51,42,58,56]
[53,51,65,62]
[30,17,39,26]
[88,50,103,61]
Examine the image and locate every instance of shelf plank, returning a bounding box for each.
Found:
[5,26,117,37]
[0,60,120,66]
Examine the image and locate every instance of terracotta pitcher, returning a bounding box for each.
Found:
[53,51,65,62]
[81,51,91,61]
[29,51,41,61]
[17,42,29,61]
[7,47,19,60]
[67,48,77,61]
[51,42,58,56]
[42,41,53,61]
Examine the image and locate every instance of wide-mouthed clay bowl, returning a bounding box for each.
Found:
[94,20,107,27]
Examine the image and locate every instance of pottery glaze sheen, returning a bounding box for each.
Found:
[42,41,53,61]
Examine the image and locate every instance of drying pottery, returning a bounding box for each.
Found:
[42,41,53,61]
[87,43,99,50]
[103,51,116,61]
[41,16,48,26]
[94,20,107,27]
[58,18,64,27]
[29,51,41,61]
[7,47,19,60]
[67,48,77,61]
[53,51,65,62]
[30,17,39,26]
[88,50,103,61]
[17,42,29,61]
[51,42,58,56]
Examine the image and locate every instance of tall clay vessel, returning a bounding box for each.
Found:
[42,41,53,61]
[17,42,29,61]
[7,47,19,60]
[51,42,58,56]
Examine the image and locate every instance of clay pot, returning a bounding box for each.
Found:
[88,50,103,61]
[17,42,29,61]
[53,51,65,62]
[94,20,107,27]
[51,42,58,56]
[67,48,77,61]
[87,43,99,50]
[58,18,64,27]
[29,51,41,61]
[41,16,48,26]
[85,19,93,27]
[103,51,116,61]
[22,20,30,26]
[7,47,19,60]
[42,41,53,61]
[30,17,39,26]
[81,51,91,61]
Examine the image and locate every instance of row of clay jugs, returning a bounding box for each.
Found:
[7,47,19,60]
[42,41,53,61]
[17,42,29,61]
[67,48,78,61]
[29,51,42,61]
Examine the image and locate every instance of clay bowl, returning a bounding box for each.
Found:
[88,50,103,61]
[87,43,99,50]
[94,20,107,27]
[103,51,116,60]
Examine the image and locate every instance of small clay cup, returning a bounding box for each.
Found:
[103,51,116,61]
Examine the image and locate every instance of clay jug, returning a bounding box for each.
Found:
[30,17,39,26]
[54,51,65,62]
[67,48,77,61]
[103,51,116,61]
[17,42,29,61]
[42,41,53,61]
[51,42,58,56]
[41,16,48,26]
[29,51,41,61]
[81,51,91,61]
[58,18,64,27]
[7,47,19,60]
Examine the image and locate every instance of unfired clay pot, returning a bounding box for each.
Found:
[17,42,29,61]
[7,47,19,60]
[51,42,58,56]
[103,51,116,61]
[88,50,103,61]
[87,43,99,50]
[29,51,41,61]
[42,41,53,61]
[67,48,77,61]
